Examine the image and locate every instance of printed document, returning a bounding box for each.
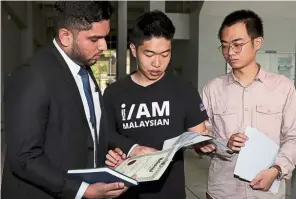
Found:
[162,131,232,153]
[114,131,232,182]
[115,147,178,182]
[234,127,280,193]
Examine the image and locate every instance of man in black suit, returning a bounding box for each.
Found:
[1,2,129,199]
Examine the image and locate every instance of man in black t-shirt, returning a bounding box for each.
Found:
[103,10,215,199]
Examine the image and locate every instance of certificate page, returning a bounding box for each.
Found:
[115,147,178,182]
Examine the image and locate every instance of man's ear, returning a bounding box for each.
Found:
[130,43,137,58]
[58,28,74,47]
[254,37,263,51]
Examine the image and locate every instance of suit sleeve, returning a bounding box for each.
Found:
[103,87,136,154]
[4,66,81,198]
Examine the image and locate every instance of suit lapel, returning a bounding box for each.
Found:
[50,43,108,165]
[50,44,89,128]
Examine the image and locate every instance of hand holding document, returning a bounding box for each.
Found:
[162,131,212,150]
[234,127,280,193]
[76,131,231,185]
[116,131,213,182]
[163,131,232,153]
[115,131,228,183]
[68,167,138,187]
[115,147,178,182]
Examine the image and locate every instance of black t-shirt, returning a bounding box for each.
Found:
[103,72,208,199]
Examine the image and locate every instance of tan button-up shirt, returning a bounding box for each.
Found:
[202,68,296,199]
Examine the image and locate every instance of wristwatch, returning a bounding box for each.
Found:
[271,165,282,180]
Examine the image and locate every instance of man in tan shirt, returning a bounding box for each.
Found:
[202,10,296,199]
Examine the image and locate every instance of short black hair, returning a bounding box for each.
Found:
[218,10,264,40]
[130,10,175,46]
[54,1,113,35]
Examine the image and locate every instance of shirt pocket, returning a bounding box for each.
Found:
[212,106,238,138]
[255,105,283,139]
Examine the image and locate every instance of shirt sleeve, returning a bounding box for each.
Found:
[184,82,208,129]
[74,182,89,199]
[275,81,296,179]
[127,144,139,157]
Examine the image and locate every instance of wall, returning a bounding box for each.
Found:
[150,1,190,40]
[1,7,23,78]
[170,39,189,74]
[169,2,203,88]
[166,13,190,40]
[198,1,296,91]
[1,7,24,184]
[5,1,27,26]
[33,2,47,46]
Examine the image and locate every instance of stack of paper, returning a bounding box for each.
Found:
[234,127,280,193]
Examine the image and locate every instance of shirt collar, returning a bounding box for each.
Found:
[255,65,266,83]
[53,39,81,77]
[226,65,267,86]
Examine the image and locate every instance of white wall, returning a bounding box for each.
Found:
[166,13,190,40]
[198,1,296,91]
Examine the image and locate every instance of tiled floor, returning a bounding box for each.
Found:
[184,149,291,199]
[184,149,209,199]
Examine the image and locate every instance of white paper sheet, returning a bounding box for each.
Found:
[234,127,280,193]
[162,132,212,150]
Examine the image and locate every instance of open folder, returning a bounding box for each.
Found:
[234,127,280,193]
[68,167,138,187]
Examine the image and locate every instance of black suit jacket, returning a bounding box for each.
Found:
[1,43,133,199]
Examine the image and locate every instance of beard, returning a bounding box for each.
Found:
[67,42,95,67]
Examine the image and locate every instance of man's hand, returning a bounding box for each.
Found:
[84,182,128,199]
[250,168,279,191]
[227,133,248,152]
[200,129,212,136]
[194,130,216,153]
[194,142,216,153]
[129,145,157,157]
[105,148,126,168]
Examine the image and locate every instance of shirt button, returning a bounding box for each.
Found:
[245,89,248,92]
[245,108,248,111]
[268,109,271,112]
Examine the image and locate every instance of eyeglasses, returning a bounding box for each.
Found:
[218,40,252,55]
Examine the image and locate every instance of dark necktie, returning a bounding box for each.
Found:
[78,67,98,167]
